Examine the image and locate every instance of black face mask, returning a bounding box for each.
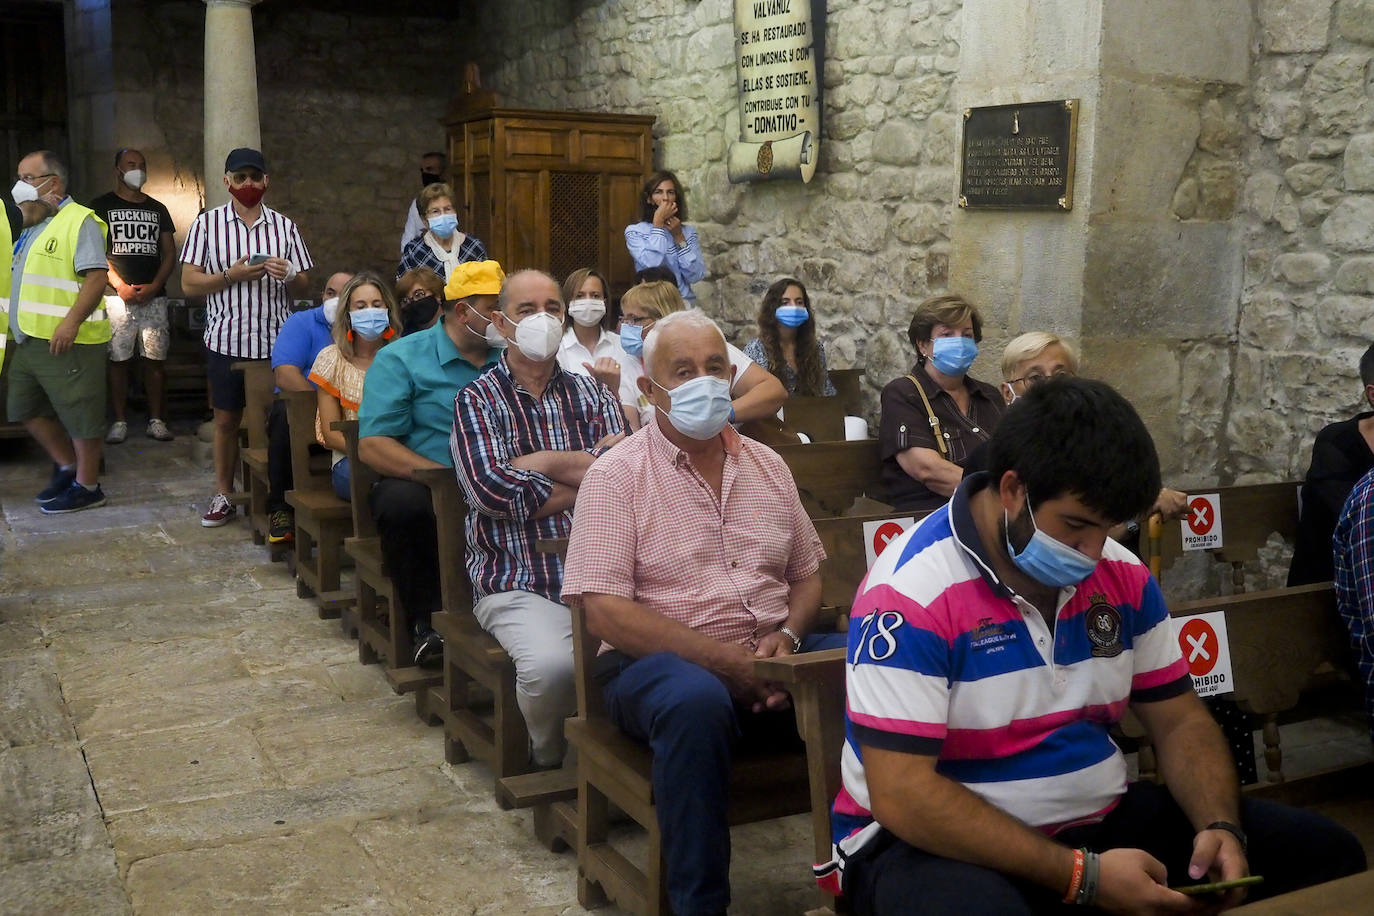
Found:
[420,171,443,186]
[402,295,441,335]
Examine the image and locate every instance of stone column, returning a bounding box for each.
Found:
[949,0,1251,479]
[202,0,262,209]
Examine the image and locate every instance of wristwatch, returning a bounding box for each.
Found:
[1204,821,1248,854]
[778,625,802,653]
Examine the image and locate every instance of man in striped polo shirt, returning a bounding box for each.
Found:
[824,378,1363,914]
[179,147,313,527]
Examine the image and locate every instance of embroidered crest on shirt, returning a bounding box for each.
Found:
[1085,593,1123,657]
[970,616,1014,652]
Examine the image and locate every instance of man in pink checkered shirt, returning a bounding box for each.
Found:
[563,309,846,916]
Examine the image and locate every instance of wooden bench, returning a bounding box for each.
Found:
[1170,583,1364,790]
[283,390,353,617]
[414,467,537,802]
[781,368,867,443]
[1148,482,1301,591]
[828,367,864,417]
[1230,870,1374,913]
[337,420,441,704]
[232,360,286,559]
[567,601,813,916]
[774,439,885,517]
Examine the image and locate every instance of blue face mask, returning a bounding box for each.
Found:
[350,307,391,341]
[1005,502,1098,588]
[775,304,809,328]
[621,323,644,358]
[653,374,733,440]
[428,213,458,239]
[929,336,978,376]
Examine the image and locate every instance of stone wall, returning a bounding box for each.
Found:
[66,0,458,295]
[456,0,966,409]
[1234,0,1374,483]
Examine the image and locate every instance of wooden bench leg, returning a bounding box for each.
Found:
[1262,715,1283,783]
[296,526,317,599]
[443,653,472,765]
[576,779,610,910]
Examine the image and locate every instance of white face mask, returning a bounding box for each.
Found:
[121,169,146,191]
[568,298,606,327]
[321,297,341,325]
[509,311,564,362]
[463,303,507,348]
[11,176,51,205]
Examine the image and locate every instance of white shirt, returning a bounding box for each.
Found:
[400,199,425,254]
[558,326,638,406]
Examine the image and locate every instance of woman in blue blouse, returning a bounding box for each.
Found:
[624,170,705,303]
[743,277,836,396]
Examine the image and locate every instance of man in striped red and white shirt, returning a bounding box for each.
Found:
[822,378,1363,915]
[179,147,313,527]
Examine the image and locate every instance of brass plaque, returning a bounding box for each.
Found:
[959,99,1078,210]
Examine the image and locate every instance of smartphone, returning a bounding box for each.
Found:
[247,253,270,266]
[1174,875,1263,896]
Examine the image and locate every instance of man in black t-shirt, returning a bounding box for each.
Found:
[89,148,177,443]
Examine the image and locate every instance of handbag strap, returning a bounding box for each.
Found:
[906,374,949,458]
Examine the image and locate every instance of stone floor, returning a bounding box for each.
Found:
[1,427,1371,915]
[0,430,821,915]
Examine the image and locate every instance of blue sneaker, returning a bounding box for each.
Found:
[36,465,77,503]
[40,482,107,514]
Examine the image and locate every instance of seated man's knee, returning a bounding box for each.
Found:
[516,637,575,699]
[213,410,241,434]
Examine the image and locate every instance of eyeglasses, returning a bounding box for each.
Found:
[17,173,56,183]
[1007,368,1075,388]
[620,314,655,326]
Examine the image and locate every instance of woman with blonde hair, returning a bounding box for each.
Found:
[743,276,836,396]
[396,182,487,282]
[879,294,1005,511]
[308,270,403,499]
[618,280,785,426]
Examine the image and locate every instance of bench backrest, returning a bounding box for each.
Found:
[1171,582,1347,716]
[235,360,275,450]
[782,395,847,442]
[1149,482,1301,590]
[335,420,379,538]
[283,389,330,492]
[812,510,930,614]
[828,367,864,416]
[414,466,476,626]
[774,439,884,517]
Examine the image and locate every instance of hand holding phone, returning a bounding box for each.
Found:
[247,253,270,266]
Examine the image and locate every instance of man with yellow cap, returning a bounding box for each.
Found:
[357,259,504,665]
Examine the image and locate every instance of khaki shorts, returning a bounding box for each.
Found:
[6,336,108,439]
[106,294,170,361]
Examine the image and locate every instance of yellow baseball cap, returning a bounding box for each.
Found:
[445,260,505,300]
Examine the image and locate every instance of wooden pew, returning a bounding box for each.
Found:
[566,601,812,916]
[1148,482,1301,591]
[1231,871,1374,914]
[782,396,848,443]
[232,360,285,558]
[828,367,863,417]
[774,439,885,517]
[413,467,537,801]
[1171,583,1363,789]
[337,420,441,705]
[283,390,353,617]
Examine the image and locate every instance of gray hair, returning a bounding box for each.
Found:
[34,150,69,189]
[496,268,561,314]
[643,308,728,376]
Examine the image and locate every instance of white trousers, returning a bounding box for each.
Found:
[472,590,576,767]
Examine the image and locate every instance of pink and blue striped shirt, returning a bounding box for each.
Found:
[819,474,1190,894]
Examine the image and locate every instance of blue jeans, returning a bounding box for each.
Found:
[331,458,350,501]
[601,631,846,916]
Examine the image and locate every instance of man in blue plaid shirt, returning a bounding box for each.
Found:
[1333,465,1374,743]
[451,268,626,768]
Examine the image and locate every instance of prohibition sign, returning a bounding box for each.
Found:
[1178,617,1219,677]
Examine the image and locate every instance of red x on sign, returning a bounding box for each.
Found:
[1178,617,1219,677]
[1187,497,1215,536]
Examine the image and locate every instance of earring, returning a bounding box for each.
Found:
[382,327,396,340]
[347,330,354,342]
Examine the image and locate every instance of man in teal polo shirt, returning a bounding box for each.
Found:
[359,259,503,664]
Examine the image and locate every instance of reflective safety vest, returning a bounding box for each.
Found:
[0,203,110,363]
[0,206,11,372]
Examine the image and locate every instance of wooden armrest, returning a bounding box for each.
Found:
[754,647,846,686]
[536,537,568,555]
[412,466,454,488]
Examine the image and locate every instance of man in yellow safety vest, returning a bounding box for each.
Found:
[4,150,112,514]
